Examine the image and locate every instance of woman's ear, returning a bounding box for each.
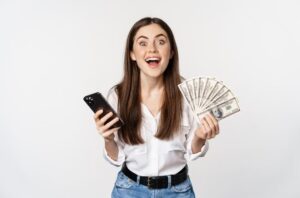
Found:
[130,51,136,61]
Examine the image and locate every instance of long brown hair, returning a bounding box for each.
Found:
[115,17,183,145]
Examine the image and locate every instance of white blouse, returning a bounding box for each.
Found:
[103,88,209,176]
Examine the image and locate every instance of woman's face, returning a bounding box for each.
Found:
[130,23,173,79]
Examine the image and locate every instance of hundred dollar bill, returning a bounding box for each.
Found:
[197,97,240,121]
[192,78,201,113]
[202,90,235,111]
[200,78,218,109]
[204,84,229,108]
[198,77,208,107]
[201,81,224,109]
[193,78,199,105]
[186,79,197,110]
[178,76,240,121]
[178,82,194,111]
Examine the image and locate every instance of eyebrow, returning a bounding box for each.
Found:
[136,34,167,41]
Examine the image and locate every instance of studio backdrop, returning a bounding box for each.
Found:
[1,0,299,197]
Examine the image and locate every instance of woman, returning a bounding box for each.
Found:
[94,17,220,197]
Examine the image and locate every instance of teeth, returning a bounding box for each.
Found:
[145,57,160,62]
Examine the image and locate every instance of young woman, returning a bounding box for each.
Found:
[93,17,220,197]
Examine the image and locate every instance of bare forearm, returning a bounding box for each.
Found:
[105,139,119,161]
[191,132,206,154]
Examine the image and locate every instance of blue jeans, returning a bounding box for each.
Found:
[111,171,196,198]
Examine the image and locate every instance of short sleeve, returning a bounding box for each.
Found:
[102,87,126,166]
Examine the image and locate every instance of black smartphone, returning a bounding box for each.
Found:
[83,92,124,129]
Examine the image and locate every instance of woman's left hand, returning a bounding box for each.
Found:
[195,113,220,140]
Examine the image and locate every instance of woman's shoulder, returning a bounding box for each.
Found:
[106,86,118,99]
[106,86,119,109]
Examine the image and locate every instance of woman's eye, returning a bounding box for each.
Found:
[139,41,147,46]
[159,40,166,45]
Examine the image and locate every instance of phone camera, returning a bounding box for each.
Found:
[86,96,94,105]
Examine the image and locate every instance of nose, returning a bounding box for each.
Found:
[148,42,157,52]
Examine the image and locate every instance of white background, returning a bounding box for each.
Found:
[1,0,300,197]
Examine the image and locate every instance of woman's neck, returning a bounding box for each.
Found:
[140,74,164,116]
[140,74,164,98]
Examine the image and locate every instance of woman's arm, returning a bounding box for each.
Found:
[95,110,120,161]
[191,133,206,154]
[192,113,219,153]
[104,138,119,161]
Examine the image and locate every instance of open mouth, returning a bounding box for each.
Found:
[145,57,161,67]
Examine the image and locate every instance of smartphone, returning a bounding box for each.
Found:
[83,92,124,129]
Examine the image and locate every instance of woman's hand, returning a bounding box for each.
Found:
[195,113,220,140]
[191,113,219,154]
[94,109,120,142]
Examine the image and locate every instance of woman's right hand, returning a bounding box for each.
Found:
[94,109,120,142]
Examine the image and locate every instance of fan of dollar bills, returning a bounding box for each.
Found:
[178,77,240,121]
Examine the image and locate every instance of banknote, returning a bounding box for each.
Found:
[197,97,240,120]
[200,78,218,109]
[201,81,224,108]
[198,77,208,107]
[203,89,235,111]
[193,78,200,109]
[186,79,197,109]
[178,82,195,111]
[178,77,240,120]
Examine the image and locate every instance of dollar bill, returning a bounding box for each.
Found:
[204,84,229,108]
[178,82,194,111]
[178,76,240,121]
[200,78,218,109]
[201,81,224,108]
[197,97,240,121]
[186,79,197,110]
[202,90,235,111]
[192,78,201,113]
[198,77,208,107]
